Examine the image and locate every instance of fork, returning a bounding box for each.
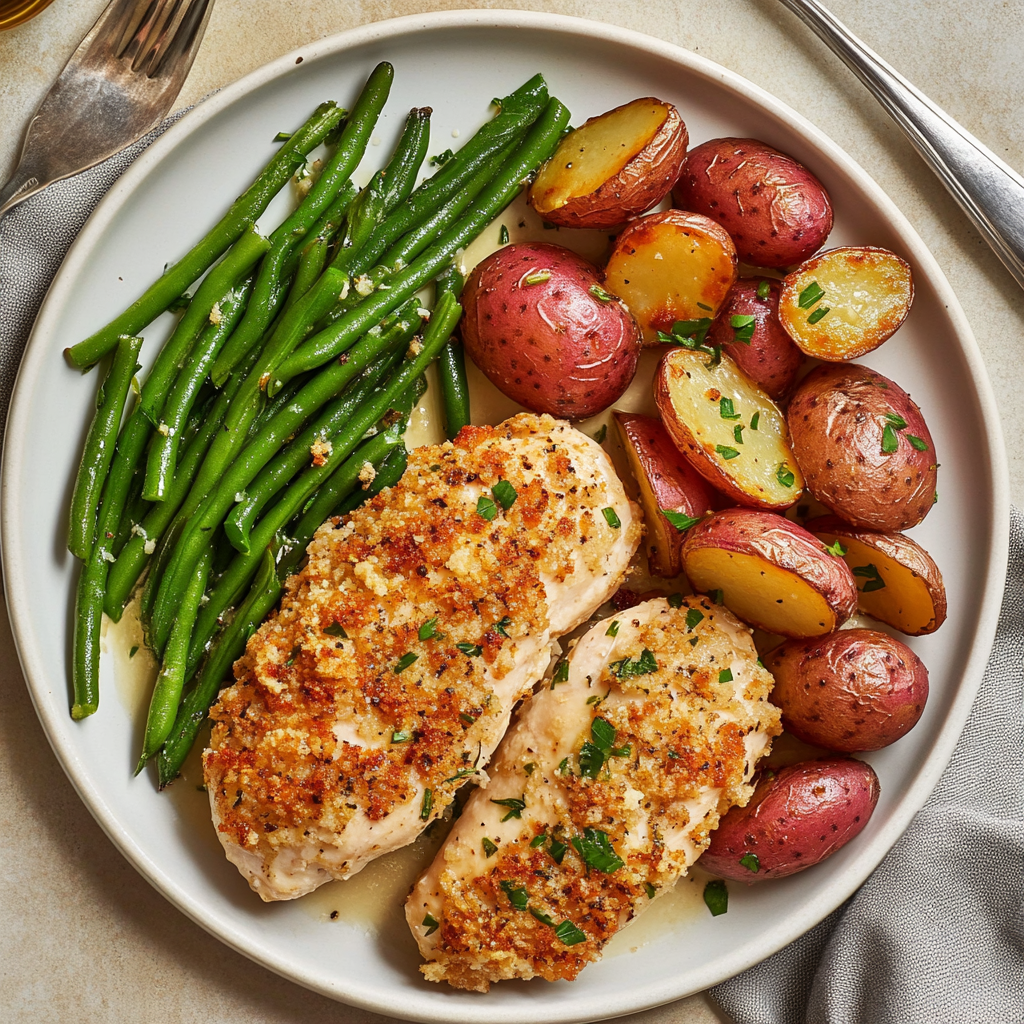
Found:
[0,0,215,218]
[778,0,1024,291]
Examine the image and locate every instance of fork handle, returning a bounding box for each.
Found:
[0,158,47,218]
[778,0,1024,290]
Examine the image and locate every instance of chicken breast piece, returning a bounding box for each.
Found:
[406,596,781,991]
[203,413,641,901]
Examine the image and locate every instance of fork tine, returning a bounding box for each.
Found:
[132,0,182,74]
[147,0,215,80]
[114,0,158,60]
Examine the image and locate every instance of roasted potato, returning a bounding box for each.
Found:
[672,138,833,268]
[614,411,724,577]
[765,629,929,751]
[806,515,946,635]
[654,346,803,509]
[528,98,688,229]
[779,247,913,361]
[705,277,806,399]
[461,242,641,419]
[679,508,857,637]
[603,210,738,344]
[700,757,880,881]
[787,364,937,531]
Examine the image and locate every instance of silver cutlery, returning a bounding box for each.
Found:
[0,0,215,219]
[778,0,1024,291]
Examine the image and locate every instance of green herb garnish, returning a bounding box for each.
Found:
[499,224,510,245]
[668,592,684,608]
[686,608,704,631]
[697,302,713,312]
[419,616,439,641]
[710,589,724,604]
[756,280,771,300]
[129,645,139,659]
[798,281,825,309]
[551,659,570,688]
[908,434,929,452]
[853,563,886,592]
[719,397,741,420]
[730,314,756,343]
[606,620,620,637]
[579,717,632,779]
[733,424,744,444]
[429,148,454,166]
[482,838,498,858]
[609,648,658,679]
[703,879,729,916]
[524,762,536,775]
[776,463,795,487]
[491,796,526,821]
[554,920,587,946]
[493,615,512,638]
[422,912,439,935]
[420,788,433,820]
[549,838,567,864]
[592,423,607,444]
[500,880,529,910]
[807,305,830,324]
[885,412,908,429]
[393,652,419,673]
[273,130,293,142]
[456,642,483,657]
[530,833,548,848]
[391,730,413,743]
[529,906,556,926]
[324,622,348,638]
[602,506,621,529]
[459,712,477,726]
[589,284,614,302]
[644,882,658,899]
[524,270,551,285]
[740,852,760,873]
[825,539,847,557]
[571,828,625,873]
[716,445,740,460]
[662,509,701,532]
[285,645,301,666]
[718,668,733,683]
[881,424,900,454]
[492,479,517,510]
[476,495,497,521]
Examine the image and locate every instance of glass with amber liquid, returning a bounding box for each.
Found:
[0,0,59,30]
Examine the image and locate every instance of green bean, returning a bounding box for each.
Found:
[135,547,213,772]
[433,266,470,439]
[142,274,253,502]
[71,544,107,719]
[210,62,394,386]
[157,547,282,788]
[67,335,143,560]
[65,102,346,370]
[271,98,570,390]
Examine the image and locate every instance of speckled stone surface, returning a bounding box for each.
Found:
[2,2,1022,1021]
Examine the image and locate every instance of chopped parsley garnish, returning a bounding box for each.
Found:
[529,906,556,926]
[740,852,760,873]
[129,645,139,659]
[557,757,569,774]
[482,838,498,858]
[592,423,608,444]
[324,622,348,638]
[662,509,701,532]
[730,314,756,343]
[418,616,439,641]
[456,642,483,657]
[524,762,536,775]
[476,495,498,521]
[664,593,681,609]
[716,444,740,460]
[718,668,734,683]
[459,712,476,726]
[499,224,510,245]
[491,795,526,821]
[644,882,658,899]
[659,317,713,349]
[689,636,699,647]
[589,284,614,302]
[524,270,551,285]
[825,539,847,557]
[492,479,517,510]
[420,788,433,820]
[697,302,713,312]
[493,615,512,638]
[798,281,825,309]
[733,424,744,444]
[571,828,625,873]
[703,879,729,916]
[908,434,929,451]
[881,424,900,453]
[429,148,454,166]
[605,620,620,637]
[499,880,529,910]
[686,608,704,631]
[530,833,548,848]
[776,463,796,487]
[807,305,830,324]
[393,652,419,673]
[853,563,886,592]
[719,397,741,420]
[585,694,606,706]
[710,589,724,604]
[443,766,479,784]
[273,130,293,142]
[602,506,621,529]
[750,411,760,430]
[391,730,413,743]
[885,412,908,429]
[579,717,632,779]
[422,913,439,935]
[756,279,771,300]
[554,920,587,946]
[609,648,658,679]
[550,659,570,688]
[285,645,301,666]
[548,838,567,864]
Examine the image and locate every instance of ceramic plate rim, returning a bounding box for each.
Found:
[1,9,1010,1022]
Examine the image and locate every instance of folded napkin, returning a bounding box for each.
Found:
[712,512,1024,1022]
[2,116,1022,1024]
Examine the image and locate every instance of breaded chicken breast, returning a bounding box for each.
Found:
[203,413,641,900]
[406,596,781,991]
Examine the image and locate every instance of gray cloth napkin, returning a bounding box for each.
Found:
[2,118,1023,1024]
[712,510,1024,1023]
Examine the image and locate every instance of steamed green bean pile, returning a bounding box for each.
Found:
[64,64,570,787]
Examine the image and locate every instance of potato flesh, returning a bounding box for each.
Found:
[532,101,668,211]
[684,548,836,636]
[819,534,937,634]
[780,249,912,360]
[658,348,803,508]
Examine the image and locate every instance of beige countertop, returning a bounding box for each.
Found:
[2,1,1022,1021]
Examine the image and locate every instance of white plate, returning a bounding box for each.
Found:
[1,11,1009,1023]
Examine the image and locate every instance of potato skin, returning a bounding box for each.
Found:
[765,629,929,752]
[461,242,641,420]
[705,278,806,399]
[787,364,937,531]
[700,757,880,881]
[529,99,689,229]
[673,138,833,268]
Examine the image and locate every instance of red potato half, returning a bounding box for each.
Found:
[603,210,738,344]
[654,346,803,510]
[614,411,724,577]
[528,98,688,229]
[765,629,929,752]
[673,137,834,268]
[700,757,880,881]
[787,363,938,532]
[705,277,806,400]
[461,242,641,420]
[779,247,914,361]
[680,508,857,637]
